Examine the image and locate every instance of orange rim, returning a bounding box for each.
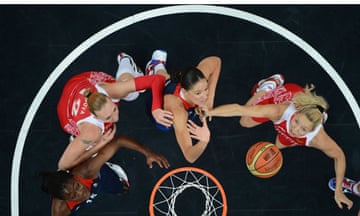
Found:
[149,167,227,216]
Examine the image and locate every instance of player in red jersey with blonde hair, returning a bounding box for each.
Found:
[206,74,353,210]
[57,52,173,171]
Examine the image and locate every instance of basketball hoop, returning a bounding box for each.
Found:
[149,167,227,216]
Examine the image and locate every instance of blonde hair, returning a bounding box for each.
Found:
[83,89,108,116]
[292,84,329,130]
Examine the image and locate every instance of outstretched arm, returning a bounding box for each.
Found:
[207,103,282,120]
[310,128,353,210]
[103,75,173,127]
[79,134,170,179]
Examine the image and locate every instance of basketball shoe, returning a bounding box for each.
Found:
[116,52,143,79]
[105,162,130,187]
[328,177,358,196]
[251,74,285,95]
[145,50,167,76]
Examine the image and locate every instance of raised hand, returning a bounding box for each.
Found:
[145,149,170,169]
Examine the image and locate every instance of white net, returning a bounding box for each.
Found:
[150,167,227,216]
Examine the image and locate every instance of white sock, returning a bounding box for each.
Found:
[122,91,139,102]
[154,63,166,74]
[353,182,360,195]
[116,58,134,79]
[257,81,276,92]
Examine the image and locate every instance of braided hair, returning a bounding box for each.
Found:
[40,170,73,200]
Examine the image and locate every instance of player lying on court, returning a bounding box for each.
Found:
[57,52,173,171]
[205,74,353,210]
[329,177,360,216]
[40,135,170,216]
[145,50,221,163]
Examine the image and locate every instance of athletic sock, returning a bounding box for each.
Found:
[353,182,360,195]
[116,58,135,79]
[257,81,276,92]
[154,63,166,74]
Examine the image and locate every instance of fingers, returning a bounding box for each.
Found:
[346,200,353,210]
[153,109,174,128]
[161,110,174,119]
[337,201,343,209]
[159,116,173,128]
[336,197,353,210]
[187,119,197,129]
[157,157,170,169]
[200,116,208,126]
[148,156,170,169]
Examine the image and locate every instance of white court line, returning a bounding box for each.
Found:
[11,5,360,216]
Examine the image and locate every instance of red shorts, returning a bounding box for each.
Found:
[251,83,304,123]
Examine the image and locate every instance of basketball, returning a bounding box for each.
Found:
[246,141,283,178]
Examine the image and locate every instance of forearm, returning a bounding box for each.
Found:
[208,58,221,108]
[58,138,109,170]
[334,152,347,194]
[134,75,165,111]
[182,140,209,164]
[207,71,220,109]
[114,135,152,157]
[209,104,243,117]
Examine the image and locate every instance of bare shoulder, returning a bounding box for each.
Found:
[309,127,335,149]
[164,95,184,111]
[164,95,188,120]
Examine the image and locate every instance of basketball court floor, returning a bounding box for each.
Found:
[3,5,360,216]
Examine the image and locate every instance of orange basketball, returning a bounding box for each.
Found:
[246,141,283,178]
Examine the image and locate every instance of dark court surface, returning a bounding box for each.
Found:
[2,4,360,216]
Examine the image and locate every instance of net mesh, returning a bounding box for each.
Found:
[150,168,226,216]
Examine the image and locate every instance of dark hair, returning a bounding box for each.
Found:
[40,170,73,200]
[171,67,206,90]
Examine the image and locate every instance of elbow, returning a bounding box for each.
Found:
[239,117,254,128]
[213,56,221,66]
[185,157,197,164]
[58,156,75,171]
[184,153,197,164]
[57,160,69,171]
